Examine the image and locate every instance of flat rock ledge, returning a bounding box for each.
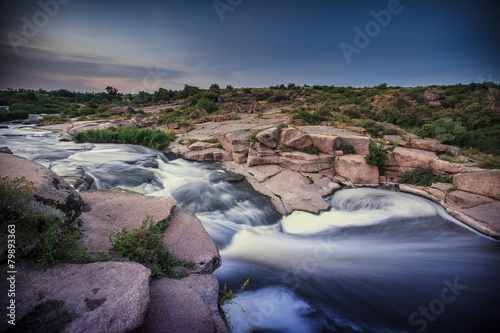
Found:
[400,173,500,240]
[0,261,151,333]
[142,274,229,333]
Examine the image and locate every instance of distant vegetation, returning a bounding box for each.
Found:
[1,81,499,156]
[72,127,175,150]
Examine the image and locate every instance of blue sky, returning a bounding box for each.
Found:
[0,0,499,93]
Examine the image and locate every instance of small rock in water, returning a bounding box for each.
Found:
[209,170,245,183]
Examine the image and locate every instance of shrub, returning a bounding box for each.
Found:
[359,120,386,138]
[76,116,89,121]
[301,146,319,155]
[109,215,186,279]
[401,167,451,187]
[365,142,396,174]
[339,143,356,154]
[73,127,175,150]
[196,99,218,113]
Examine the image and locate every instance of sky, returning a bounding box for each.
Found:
[0,0,499,93]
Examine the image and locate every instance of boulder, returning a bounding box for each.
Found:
[184,148,232,162]
[334,155,379,186]
[79,188,177,252]
[292,119,308,126]
[0,261,151,333]
[280,128,313,150]
[256,127,278,148]
[163,207,222,274]
[453,170,500,200]
[143,115,158,127]
[0,154,84,223]
[424,89,441,101]
[130,116,143,128]
[0,146,13,154]
[410,139,453,153]
[121,106,135,114]
[142,274,229,333]
[213,130,250,163]
[309,134,340,154]
[279,152,335,173]
[168,122,180,129]
[386,147,437,175]
[263,169,330,214]
[430,159,463,174]
[190,108,208,120]
[189,141,219,151]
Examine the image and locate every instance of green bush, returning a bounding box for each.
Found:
[109,215,187,279]
[72,127,175,150]
[401,167,451,187]
[197,99,218,113]
[359,120,386,138]
[339,143,356,154]
[365,142,396,174]
[247,130,262,142]
[301,146,320,155]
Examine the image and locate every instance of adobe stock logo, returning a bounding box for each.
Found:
[7,0,71,54]
[340,0,405,64]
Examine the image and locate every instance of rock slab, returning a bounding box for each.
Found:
[0,261,150,333]
[79,188,177,252]
[142,274,229,333]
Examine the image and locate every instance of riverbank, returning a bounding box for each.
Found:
[33,110,500,239]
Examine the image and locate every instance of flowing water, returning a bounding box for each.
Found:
[1,125,499,333]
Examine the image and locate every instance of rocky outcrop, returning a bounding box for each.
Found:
[214,130,250,163]
[79,188,177,252]
[191,108,208,120]
[334,154,379,186]
[247,142,279,167]
[280,128,313,150]
[0,153,84,223]
[184,148,232,162]
[163,207,222,274]
[189,141,220,151]
[453,170,500,200]
[256,127,278,148]
[337,136,374,155]
[279,152,336,173]
[262,169,330,214]
[142,274,228,333]
[0,261,151,333]
[410,139,455,153]
[386,147,438,176]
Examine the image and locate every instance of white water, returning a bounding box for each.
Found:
[2,125,500,333]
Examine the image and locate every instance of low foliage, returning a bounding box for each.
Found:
[401,167,452,187]
[109,214,188,279]
[301,146,320,155]
[339,143,356,154]
[73,127,175,150]
[247,129,262,142]
[365,142,396,174]
[0,176,91,265]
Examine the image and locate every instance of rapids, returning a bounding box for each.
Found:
[1,125,499,333]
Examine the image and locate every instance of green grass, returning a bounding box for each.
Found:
[72,127,175,150]
[109,214,188,279]
[339,143,356,154]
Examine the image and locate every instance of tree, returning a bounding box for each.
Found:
[209,83,220,92]
[365,142,396,175]
[105,86,118,95]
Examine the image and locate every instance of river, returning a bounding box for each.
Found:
[1,124,499,333]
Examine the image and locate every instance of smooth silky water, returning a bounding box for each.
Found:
[2,125,499,333]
